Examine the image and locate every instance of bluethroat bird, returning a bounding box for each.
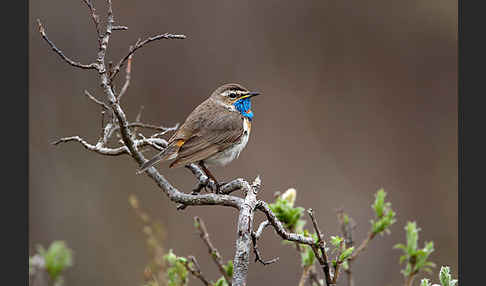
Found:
[137,83,260,191]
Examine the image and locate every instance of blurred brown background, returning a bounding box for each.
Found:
[29,0,457,285]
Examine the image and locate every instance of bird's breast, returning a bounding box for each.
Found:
[203,117,251,167]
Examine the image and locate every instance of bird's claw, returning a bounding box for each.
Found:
[192,178,220,193]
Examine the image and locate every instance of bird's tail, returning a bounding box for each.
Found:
[136,143,179,174]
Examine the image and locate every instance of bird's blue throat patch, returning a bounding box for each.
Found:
[234,98,254,120]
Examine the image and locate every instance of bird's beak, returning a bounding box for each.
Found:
[241,91,260,99]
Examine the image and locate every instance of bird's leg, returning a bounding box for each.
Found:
[198,161,220,193]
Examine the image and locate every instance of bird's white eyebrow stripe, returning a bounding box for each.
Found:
[222,90,247,96]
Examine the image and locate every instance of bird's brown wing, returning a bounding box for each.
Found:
[169,109,244,168]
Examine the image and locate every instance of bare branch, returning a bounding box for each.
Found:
[81,0,102,42]
[37,19,99,70]
[110,33,186,80]
[251,220,279,265]
[308,209,332,286]
[84,90,110,110]
[112,25,128,31]
[117,53,132,101]
[194,217,232,285]
[254,220,270,239]
[109,122,178,136]
[51,135,169,156]
[256,202,315,245]
[336,209,356,286]
[348,232,375,261]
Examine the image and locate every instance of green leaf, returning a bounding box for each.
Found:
[41,241,73,282]
[269,195,305,230]
[300,245,316,267]
[224,260,233,278]
[213,277,228,286]
[395,222,435,278]
[163,250,189,286]
[372,188,386,218]
[343,213,349,225]
[338,247,354,262]
[342,260,349,270]
[405,222,420,254]
[370,189,396,235]
[420,278,432,286]
[330,236,343,248]
[394,243,406,250]
[439,266,457,286]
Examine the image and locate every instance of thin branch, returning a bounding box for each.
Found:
[254,220,270,239]
[84,90,110,110]
[112,25,128,31]
[106,122,178,140]
[256,202,315,245]
[51,135,169,156]
[82,0,102,42]
[308,209,332,286]
[110,33,186,80]
[37,19,99,70]
[181,256,211,286]
[251,220,279,265]
[348,232,375,262]
[117,53,132,101]
[336,209,356,286]
[194,217,232,286]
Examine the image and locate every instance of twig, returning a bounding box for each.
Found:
[37,19,99,70]
[348,232,375,262]
[117,53,132,101]
[110,33,186,80]
[106,122,178,140]
[404,271,418,286]
[256,202,315,245]
[181,256,211,286]
[194,217,232,285]
[336,209,355,286]
[84,90,110,110]
[307,209,332,286]
[82,0,102,43]
[251,220,279,265]
[112,25,128,31]
[51,135,168,156]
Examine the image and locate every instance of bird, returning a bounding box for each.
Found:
[137,83,260,191]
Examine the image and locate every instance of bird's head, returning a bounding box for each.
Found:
[210,83,260,120]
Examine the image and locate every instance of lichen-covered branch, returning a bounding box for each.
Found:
[231,177,260,286]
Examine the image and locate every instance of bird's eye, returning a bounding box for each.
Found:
[228,93,237,99]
